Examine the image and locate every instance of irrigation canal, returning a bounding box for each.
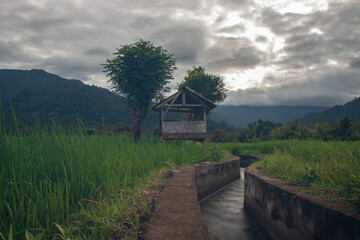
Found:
[200,168,265,240]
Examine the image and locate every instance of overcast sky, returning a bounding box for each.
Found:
[1,0,359,106]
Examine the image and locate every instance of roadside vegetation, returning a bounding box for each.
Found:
[222,140,360,210]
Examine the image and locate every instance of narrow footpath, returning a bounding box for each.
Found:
[141,165,211,240]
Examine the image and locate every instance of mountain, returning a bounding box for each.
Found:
[0,69,158,131]
[0,69,83,101]
[211,105,328,128]
[300,97,360,126]
[2,69,355,133]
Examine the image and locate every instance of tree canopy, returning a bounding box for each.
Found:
[178,66,227,104]
[103,39,176,142]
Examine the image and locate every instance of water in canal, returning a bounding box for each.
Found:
[200,169,264,240]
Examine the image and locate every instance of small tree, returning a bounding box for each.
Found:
[315,122,332,140]
[178,66,227,103]
[333,116,353,140]
[103,40,176,142]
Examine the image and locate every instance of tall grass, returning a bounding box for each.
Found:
[221,140,360,209]
[0,123,218,239]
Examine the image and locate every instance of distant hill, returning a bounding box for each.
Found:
[300,97,360,126]
[0,69,84,100]
[0,69,158,131]
[2,69,356,133]
[211,105,328,128]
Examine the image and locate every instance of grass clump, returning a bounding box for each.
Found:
[253,150,318,186]
[56,168,169,240]
[220,140,360,210]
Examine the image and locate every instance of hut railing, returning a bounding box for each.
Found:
[162,121,206,133]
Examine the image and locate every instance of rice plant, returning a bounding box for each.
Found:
[0,118,223,239]
[221,140,360,209]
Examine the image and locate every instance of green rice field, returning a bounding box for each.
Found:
[222,140,360,208]
[2,116,359,239]
[0,125,228,239]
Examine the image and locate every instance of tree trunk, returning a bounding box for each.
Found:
[132,106,147,143]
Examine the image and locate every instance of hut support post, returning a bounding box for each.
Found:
[158,107,164,142]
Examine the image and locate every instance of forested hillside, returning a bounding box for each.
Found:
[1,69,358,133]
[0,69,157,131]
[300,97,360,126]
[211,105,328,128]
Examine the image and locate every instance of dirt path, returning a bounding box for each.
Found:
[141,165,211,240]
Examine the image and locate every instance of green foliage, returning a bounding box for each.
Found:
[270,119,312,140]
[315,122,333,140]
[219,119,281,142]
[253,150,318,186]
[103,39,176,109]
[1,123,226,239]
[219,116,359,143]
[103,39,176,141]
[112,123,132,136]
[221,140,360,209]
[206,119,233,134]
[178,66,227,104]
[211,129,227,142]
[333,116,353,140]
[83,128,96,136]
[351,122,360,139]
[198,143,232,163]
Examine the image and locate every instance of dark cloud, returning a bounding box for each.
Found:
[39,56,103,81]
[350,57,360,68]
[0,0,359,106]
[207,47,262,70]
[84,47,111,57]
[255,0,360,103]
[123,0,202,10]
[204,36,263,72]
[278,33,327,69]
[165,41,200,63]
[148,23,207,64]
[225,67,360,106]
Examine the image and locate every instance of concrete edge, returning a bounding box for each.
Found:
[142,157,241,239]
[235,154,261,168]
[244,166,360,240]
[195,156,240,201]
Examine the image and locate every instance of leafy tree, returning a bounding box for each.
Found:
[207,119,233,134]
[333,116,353,140]
[269,125,291,140]
[315,122,333,141]
[178,66,227,103]
[350,122,360,140]
[103,40,176,142]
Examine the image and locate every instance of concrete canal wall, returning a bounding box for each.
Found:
[145,155,360,240]
[244,166,360,240]
[142,157,241,240]
[236,154,260,168]
[195,157,240,200]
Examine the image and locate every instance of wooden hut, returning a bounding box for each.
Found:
[152,87,216,146]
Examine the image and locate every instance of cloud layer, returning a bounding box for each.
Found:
[1,0,359,106]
